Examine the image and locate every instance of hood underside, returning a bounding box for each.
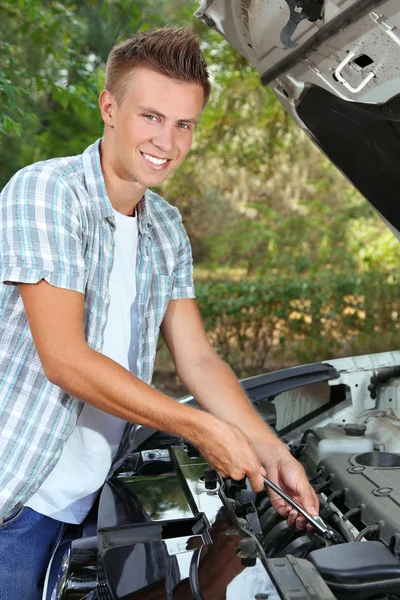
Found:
[196,0,400,233]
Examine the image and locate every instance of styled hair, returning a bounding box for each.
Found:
[105,26,211,107]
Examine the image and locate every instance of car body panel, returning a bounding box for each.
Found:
[196,0,400,103]
[196,0,400,237]
[195,0,363,74]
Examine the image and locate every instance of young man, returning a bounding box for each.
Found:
[0,27,318,598]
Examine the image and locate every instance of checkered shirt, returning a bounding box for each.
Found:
[0,139,195,516]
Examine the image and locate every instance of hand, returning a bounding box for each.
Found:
[195,419,265,492]
[256,439,319,531]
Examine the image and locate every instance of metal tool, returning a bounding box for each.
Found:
[262,475,344,543]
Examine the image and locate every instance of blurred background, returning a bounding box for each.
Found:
[2,0,400,397]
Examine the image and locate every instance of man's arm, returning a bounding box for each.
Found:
[161,298,277,444]
[18,280,265,492]
[161,298,319,528]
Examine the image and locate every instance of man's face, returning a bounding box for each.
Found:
[102,68,204,188]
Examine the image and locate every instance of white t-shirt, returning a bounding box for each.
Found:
[26,209,139,524]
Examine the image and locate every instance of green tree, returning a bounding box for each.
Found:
[3,0,400,380]
[0,0,160,183]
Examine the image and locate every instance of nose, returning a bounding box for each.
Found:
[151,124,175,155]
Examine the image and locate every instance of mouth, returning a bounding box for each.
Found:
[140,151,171,171]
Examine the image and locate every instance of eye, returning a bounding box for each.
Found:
[177,122,192,130]
[144,114,158,122]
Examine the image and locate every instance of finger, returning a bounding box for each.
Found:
[247,466,265,493]
[246,449,265,492]
[301,485,319,516]
[267,490,291,517]
[304,489,319,533]
[312,488,320,512]
[248,473,264,492]
[294,515,307,531]
[287,509,298,528]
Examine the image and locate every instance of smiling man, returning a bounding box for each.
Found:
[0,26,318,599]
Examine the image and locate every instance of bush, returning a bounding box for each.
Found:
[194,272,400,377]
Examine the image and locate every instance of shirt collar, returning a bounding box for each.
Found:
[82,139,153,237]
[136,194,153,236]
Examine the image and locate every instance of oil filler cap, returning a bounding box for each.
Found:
[344,423,366,437]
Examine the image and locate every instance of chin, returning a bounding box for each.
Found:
[142,173,170,188]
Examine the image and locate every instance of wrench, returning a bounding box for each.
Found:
[262,475,344,543]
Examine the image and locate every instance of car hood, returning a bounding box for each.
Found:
[195,0,400,235]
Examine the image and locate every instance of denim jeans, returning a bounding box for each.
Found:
[0,505,64,600]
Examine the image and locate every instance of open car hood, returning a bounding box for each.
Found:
[195,0,400,235]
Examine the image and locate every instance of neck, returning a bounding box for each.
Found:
[99,137,146,216]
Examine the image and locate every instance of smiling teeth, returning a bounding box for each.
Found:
[143,153,168,165]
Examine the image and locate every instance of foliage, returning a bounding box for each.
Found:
[204,175,400,278]
[0,0,160,182]
[161,29,297,257]
[0,1,89,135]
[2,0,400,380]
[195,272,400,377]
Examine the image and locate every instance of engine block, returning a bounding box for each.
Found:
[318,451,400,549]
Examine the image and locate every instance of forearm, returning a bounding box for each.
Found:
[48,344,215,448]
[178,352,280,450]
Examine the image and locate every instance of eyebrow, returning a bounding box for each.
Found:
[138,106,198,125]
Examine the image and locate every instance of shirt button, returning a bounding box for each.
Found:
[106,244,113,252]
[33,483,39,491]
[104,294,111,304]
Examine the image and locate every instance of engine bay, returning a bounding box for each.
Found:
[53,352,400,599]
[92,440,400,599]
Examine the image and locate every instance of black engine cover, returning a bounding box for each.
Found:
[308,541,400,600]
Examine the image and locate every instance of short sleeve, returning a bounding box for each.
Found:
[0,167,86,293]
[170,222,196,300]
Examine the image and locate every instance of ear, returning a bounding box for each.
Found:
[99,90,115,128]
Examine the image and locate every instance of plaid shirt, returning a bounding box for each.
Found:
[0,139,195,516]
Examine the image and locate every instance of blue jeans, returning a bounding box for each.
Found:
[0,505,64,600]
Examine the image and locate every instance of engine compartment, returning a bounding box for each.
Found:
[85,439,400,599]
[58,441,397,599]
[53,353,400,599]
